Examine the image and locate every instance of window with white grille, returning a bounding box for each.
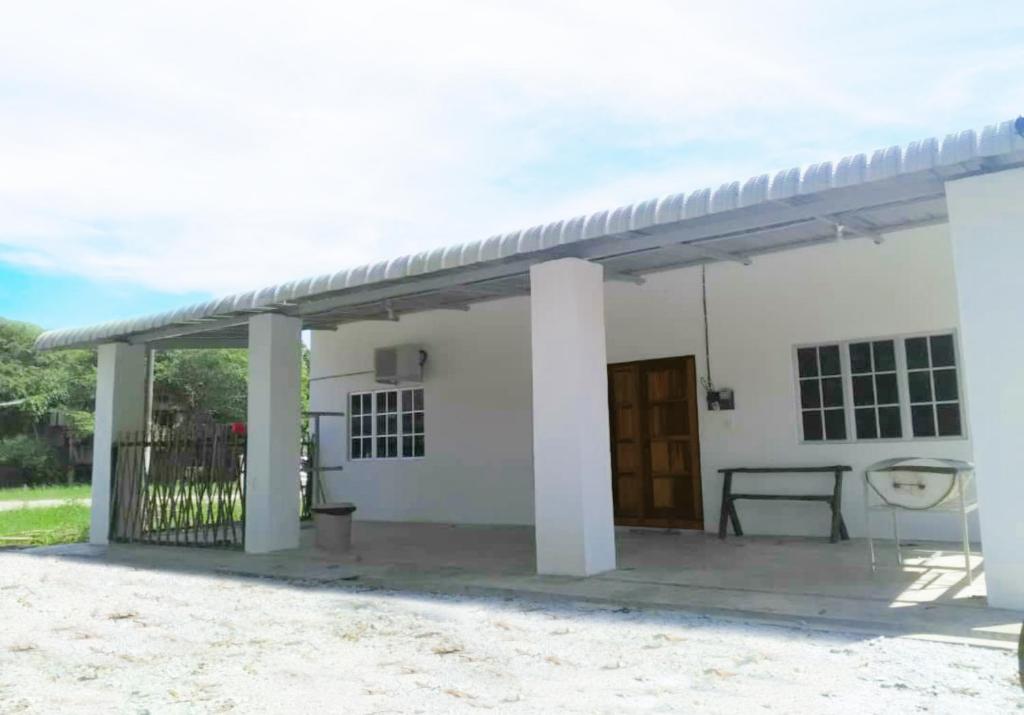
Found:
[349,388,425,460]
[795,332,964,443]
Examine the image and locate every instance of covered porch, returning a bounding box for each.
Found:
[34,118,1024,613]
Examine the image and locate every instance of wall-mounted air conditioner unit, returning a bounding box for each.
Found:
[374,345,426,384]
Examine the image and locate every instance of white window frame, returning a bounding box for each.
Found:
[348,387,425,460]
[793,329,967,445]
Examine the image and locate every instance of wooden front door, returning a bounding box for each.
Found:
[608,356,703,529]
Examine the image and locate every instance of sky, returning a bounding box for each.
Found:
[1,1,1022,331]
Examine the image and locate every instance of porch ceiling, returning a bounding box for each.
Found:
[36,118,1024,351]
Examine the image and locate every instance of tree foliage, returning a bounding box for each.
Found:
[153,345,310,426]
[154,349,249,425]
[0,435,63,483]
[0,319,96,437]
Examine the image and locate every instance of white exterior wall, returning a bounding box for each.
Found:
[311,225,975,541]
[310,296,535,525]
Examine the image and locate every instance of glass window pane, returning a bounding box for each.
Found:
[386,414,397,434]
[388,392,398,411]
[797,348,819,378]
[872,341,896,371]
[413,389,424,410]
[376,392,387,412]
[930,334,956,367]
[875,373,899,404]
[402,436,413,457]
[413,435,425,457]
[933,369,959,402]
[351,439,362,459]
[376,415,386,434]
[402,414,413,433]
[802,411,823,441]
[401,389,412,410]
[362,437,372,456]
[824,409,847,440]
[387,437,398,457]
[878,406,902,438]
[351,418,362,437]
[821,377,843,408]
[363,394,372,411]
[377,436,387,456]
[849,342,872,374]
[908,371,932,403]
[852,375,874,406]
[800,379,821,409]
[363,416,372,435]
[819,346,841,376]
[855,408,877,439]
[905,337,929,370]
[936,404,962,437]
[350,394,361,415]
[911,405,936,437]
[414,412,424,434]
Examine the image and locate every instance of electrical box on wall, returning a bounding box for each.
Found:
[374,345,427,384]
[706,387,735,411]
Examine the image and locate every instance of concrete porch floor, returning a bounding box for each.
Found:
[31,521,1023,650]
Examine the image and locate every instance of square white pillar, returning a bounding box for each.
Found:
[530,257,616,576]
[245,313,302,553]
[91,343,148,544]
[946,166,1024,610]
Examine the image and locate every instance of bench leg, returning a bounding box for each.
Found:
[718,472,732,539]
[829,471,844,543]
[728,500,743,537]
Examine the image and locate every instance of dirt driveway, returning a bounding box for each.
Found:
[0,550,1019,713]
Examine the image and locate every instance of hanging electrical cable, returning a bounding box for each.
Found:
[700,263,714,395]
[700,263,735,410]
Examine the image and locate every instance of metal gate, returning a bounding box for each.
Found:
[110,426,246,548]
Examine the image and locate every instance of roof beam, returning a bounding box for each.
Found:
[432,302,473,311]
[684,241,754,265]
[815,215,885,244]
[638,235,753,266]
[603,267,646,285]
[126,316,250,345]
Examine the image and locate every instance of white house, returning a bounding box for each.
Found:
[36,118,1024,609]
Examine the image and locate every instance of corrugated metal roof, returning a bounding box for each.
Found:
[35,118,1024,350]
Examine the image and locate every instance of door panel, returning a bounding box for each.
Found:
[608,356,703,529]
[608,364,644,520]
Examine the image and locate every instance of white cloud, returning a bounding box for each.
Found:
[0,1,1021,296]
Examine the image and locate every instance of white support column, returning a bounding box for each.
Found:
[946,166,1024,610]
[245,313,302,553]
[530,257,617,576]
[90,343,148,544]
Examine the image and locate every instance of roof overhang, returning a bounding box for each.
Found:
[35,118,1024,351]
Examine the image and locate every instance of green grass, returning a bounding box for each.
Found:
[0,504,90,546]
[0,484,91,502]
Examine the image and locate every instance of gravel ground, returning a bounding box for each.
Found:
[0,552,1020,714]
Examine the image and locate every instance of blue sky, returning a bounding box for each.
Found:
[1,1,1022,331]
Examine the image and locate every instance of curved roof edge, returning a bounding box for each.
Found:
[35,117,1024,350]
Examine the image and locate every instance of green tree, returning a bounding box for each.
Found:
[153,349,249,424]
[0,319,96,437]
[152,344,311,427]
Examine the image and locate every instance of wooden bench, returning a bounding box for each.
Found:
[718,466,852,543]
